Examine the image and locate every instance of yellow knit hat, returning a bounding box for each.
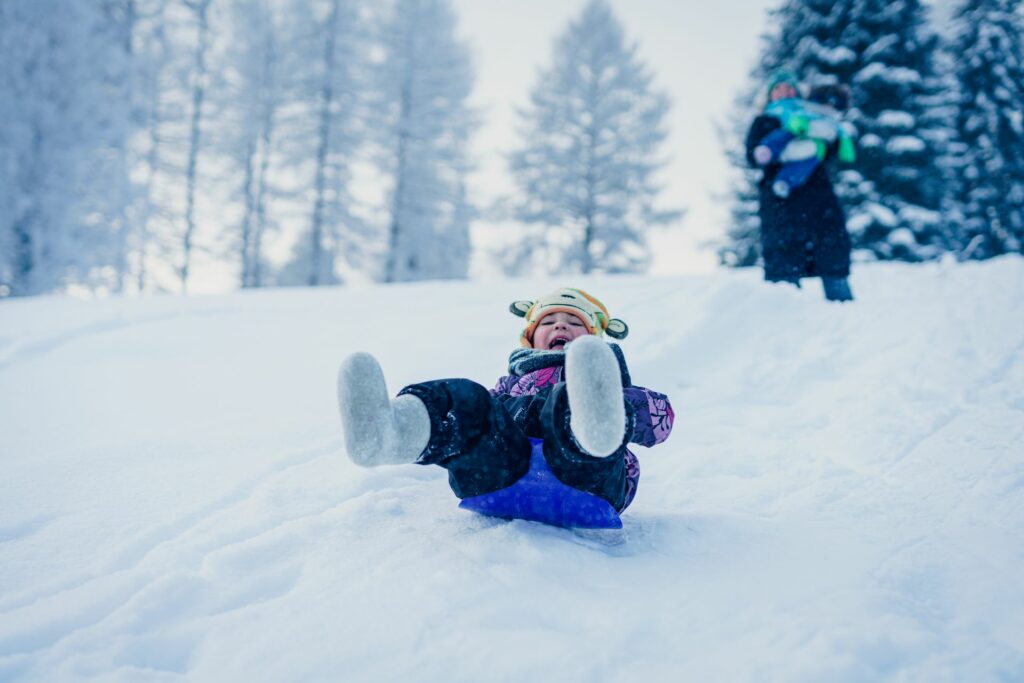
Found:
[510,287,629,348]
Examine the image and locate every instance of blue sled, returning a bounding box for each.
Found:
[459,437,623,529]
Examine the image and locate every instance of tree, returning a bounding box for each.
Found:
[123,0,174,293]
[218,0,285,287]
[276,0,366,287]
[507,0,678,275]
[0,0,133,296]
[372,0,477,283]
[946,0,1024,258]
[722,0,952,265]
[177,0,213,292]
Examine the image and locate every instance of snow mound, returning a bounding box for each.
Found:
[1,259,1023,681]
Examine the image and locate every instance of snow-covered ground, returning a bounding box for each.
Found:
[1,259,1023,682]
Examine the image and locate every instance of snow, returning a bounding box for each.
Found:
[814,44,856,67]
[2,260,1024,681]
[877,110,916,130]
[855,63,923,86]
[866,201,901,228]
[886,135,927,154]
[888,227,917,247]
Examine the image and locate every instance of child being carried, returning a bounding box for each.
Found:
[753,83,857,198]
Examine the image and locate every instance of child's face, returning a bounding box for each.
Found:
[770,83,797,101]
[532,311,590,350]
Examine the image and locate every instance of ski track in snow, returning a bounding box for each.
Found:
[0,305,235,373]
[1,261,1023,681]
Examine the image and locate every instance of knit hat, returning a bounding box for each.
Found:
[766,69,800,97]
[510,287,628,348]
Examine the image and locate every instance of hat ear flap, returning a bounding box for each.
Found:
[509,300,534,318]
[606,318,629,340]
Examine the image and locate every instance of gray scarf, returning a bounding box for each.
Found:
[506,343,631,386]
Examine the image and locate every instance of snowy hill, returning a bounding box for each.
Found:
[1,259,1023,682]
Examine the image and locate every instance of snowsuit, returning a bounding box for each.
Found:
[398,345,674,512]
[746,112,853,283]
[756,98,857,198]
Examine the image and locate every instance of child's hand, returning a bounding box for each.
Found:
[785,114,809,136]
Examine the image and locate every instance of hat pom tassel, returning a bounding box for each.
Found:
[605,318,629,340]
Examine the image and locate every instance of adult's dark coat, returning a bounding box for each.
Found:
[745,115,851,281]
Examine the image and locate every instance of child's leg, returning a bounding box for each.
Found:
[564,336,625,456]
[753,128,794,165]
[772,157,821,197]
[538,382,631,511]
[398,379,533,499]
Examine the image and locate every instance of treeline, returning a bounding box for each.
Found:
[0,0,678,297]
[0,0,478,296]
[722,0,1024,266]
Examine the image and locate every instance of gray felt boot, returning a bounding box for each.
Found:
[565,336,625,457]
[337,352,430,467]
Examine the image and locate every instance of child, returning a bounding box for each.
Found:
[753,83,857,198]
[336,287,674,521]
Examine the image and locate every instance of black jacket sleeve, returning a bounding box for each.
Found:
[745,115,782,168]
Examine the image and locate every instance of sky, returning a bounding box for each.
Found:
[451,0,778,275]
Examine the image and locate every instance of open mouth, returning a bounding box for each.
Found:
[548,336,571,350]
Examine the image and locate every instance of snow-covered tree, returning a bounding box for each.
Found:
[121,0,221,293]
[0,0,133,296]
[276,0,366,287]
[718,90,764,268]
[371,0,476,283]
[216,0,286,288]
[177,0,213,292]
[722,0,952,265]
[507,0,677,275]
[122,0,174,293]
[945,0,1024,258]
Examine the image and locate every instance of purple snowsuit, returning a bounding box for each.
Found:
[401,345,674,512]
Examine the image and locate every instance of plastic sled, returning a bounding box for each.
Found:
[458,438,623,529]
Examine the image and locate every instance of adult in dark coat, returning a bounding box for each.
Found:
[745,71,854,302]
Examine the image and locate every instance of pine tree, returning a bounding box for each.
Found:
[507,0,677,275]
[718,89,764,267]
[723,0,952,265]
[372,0,477,283]
[946,0,1024,258]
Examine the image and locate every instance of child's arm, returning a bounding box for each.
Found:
[624,386,674,447]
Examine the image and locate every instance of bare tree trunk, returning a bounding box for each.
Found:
[384,121,409,282]
[308,0,339,287]
[180,0,211,293]
[135,1,172,293]
[384,31,415,284]
[11,126,43,296]
[137,77,161,292]
[11,213,35,297]
[582,137,596,275]
[581,77,599,275]
[239,138,257,287]
[250,24,277,289]
[112,0,137,293]
[251,110,274,288]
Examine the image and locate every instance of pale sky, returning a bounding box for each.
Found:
[451,0,778,274]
